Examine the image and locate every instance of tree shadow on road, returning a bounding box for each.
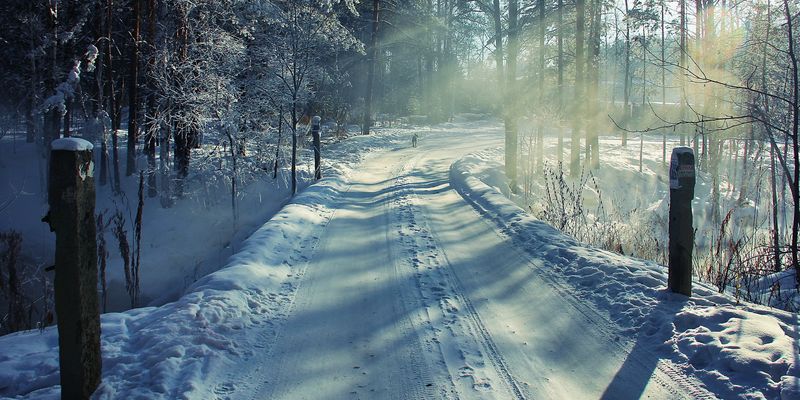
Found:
[600,291,691,399]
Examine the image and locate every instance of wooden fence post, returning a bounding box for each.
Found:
[668,146,695,296]
[312,116,321,180]
[44,138,101,399]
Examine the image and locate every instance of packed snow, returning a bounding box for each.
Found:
[50,138,94,152]
[0,118,798,399]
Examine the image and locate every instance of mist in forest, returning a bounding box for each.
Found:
[0,0,798,335]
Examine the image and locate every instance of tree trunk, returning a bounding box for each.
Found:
[172,5,191,199]
[587,0,601,169]
[695,0,703,70]
[771,143,781,272]
[159,125,172,208]
[570,0,585,176]
[641,26,647,106]
[622,0,631,147]
[447,5,456,121]
[492,0,504,89]
[63,101,72,138]
[26,26,39,144]
[112,129,121,194]
[43,1,60,153]
[145,0,158,197]
[679,0,687,145]
[173,124,191,199]
[127,0,141,176]
[362,0,380,135]
[100,128,109,187]
[425,2,435,118]
[490,0,507,164]
[782,0,800,281]
[505,0,519,187]
[60,1,74,141]
[738,126,751,203]
[417,55,424,109]
[557,0,564,161]
[274,107,283,179]
[106,0,121,194]
[661,0,667,164]
[227,129,238,228]
[26,103,36,144]
[536,0,545,173]
[661,1,666,107]
[291,104,298,195]
[43,110,61,154]
[710,135,720,224]
[92,8,108,187]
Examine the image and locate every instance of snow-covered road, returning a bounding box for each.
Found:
[217,124,701,399]
[4,120,794,399]
[241,149,443,399]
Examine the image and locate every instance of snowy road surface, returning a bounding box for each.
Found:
[10,121,793,399]
[3,120,795,398]
[214,124,703,399]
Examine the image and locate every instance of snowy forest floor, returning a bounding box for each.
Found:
[0,117,798,399]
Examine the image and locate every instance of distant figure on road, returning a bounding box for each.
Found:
[412,133,418,148]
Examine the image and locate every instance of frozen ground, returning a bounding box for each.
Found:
[0,118,798,399]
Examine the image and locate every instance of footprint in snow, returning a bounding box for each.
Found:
[473,379,493,392]
[458,366,493,392]
[213,382,236,396]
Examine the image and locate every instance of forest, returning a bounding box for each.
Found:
[0,0,799,335]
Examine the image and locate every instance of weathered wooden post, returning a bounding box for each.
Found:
[45,138,101,399]
[311,116,322,180]
[668,147,695,296]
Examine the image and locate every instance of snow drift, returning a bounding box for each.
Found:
[449,150,799,399]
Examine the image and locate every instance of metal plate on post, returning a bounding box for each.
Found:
[670,147,695,190]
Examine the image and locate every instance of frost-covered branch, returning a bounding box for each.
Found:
[41,44,98,116]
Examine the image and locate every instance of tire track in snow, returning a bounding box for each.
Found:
[391,156,526,400]
[244,156,445,400]
[452,175,716,400]
[208,202,339,400]
[239,200,364,400]
[378,166,446,400]
[384,156,459,400]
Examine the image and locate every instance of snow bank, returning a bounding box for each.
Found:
[0,129,407,399]
[0,175,346,399]
[449,151,800,400]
